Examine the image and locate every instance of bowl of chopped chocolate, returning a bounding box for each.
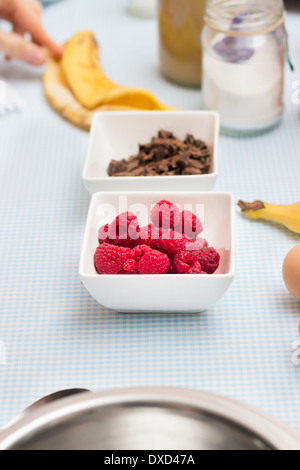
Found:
[82,111,219,194]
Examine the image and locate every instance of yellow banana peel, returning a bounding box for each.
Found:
[61,31,174,111]
[238,200,300,234]
[43,31,175,129]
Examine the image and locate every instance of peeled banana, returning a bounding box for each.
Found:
[238,200,300,234]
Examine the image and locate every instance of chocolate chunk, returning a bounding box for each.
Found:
[154,146,168,161]
[140,152,155,165]
[164,156,179,171]
[156,162,169,174]
[158,129,174,139]
[112,172,130,177]
[184,134,196,146]
[128,154,141,163]
[126,160,140,173]
[182,168,203,175]
[143,167,157,176]
[139,143,153,153]
[130,168,146,176]
[107,130,212,177]
[195,139,206,148]
[176,156,189,171]
[107,159,127,176]
[187,160,206,171]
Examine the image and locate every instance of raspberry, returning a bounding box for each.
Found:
[173,251,202,274]
[195,246,220,274]
[157,231,186,257]
[94,243,133,275]
[108,211,140,248]
[122,259,138,274]
[134,224,161,249]
[98,223,111,244]
[137,249,170,275]
[133,244,152,262]
[176,211,203,238]
[185,237,208,252]
[189,264,206,275]
[94,204,220,277]
[150,200,181,231]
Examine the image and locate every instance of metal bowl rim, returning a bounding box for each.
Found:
[0,386,300,450]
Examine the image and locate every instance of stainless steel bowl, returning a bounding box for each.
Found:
[0,387,300,450]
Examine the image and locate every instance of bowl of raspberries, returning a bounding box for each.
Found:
[79,192,235,313]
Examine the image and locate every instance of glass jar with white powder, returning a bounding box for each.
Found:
[202,0,287,135]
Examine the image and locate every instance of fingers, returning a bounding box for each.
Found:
[13,24,26,37]
[4,23,27,62]
[0,29,47,65]
[31,0,43,15]
[11,0,63,59]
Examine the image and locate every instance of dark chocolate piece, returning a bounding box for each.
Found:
[107,130,212,178]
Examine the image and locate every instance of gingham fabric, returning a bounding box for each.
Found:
[0,0,300,434]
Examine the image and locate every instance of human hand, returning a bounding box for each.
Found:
[0,0,63,65]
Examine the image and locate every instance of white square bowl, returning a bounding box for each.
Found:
[82,111,219,195]
[79,191,235,313]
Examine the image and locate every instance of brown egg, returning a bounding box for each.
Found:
[282,245,300,302]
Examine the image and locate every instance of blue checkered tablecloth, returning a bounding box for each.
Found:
[0,0,300,434]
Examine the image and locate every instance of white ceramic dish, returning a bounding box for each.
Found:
[82,111,219,195]
[79,191,235,313]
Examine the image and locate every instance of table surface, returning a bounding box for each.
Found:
[0,0,300,435]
